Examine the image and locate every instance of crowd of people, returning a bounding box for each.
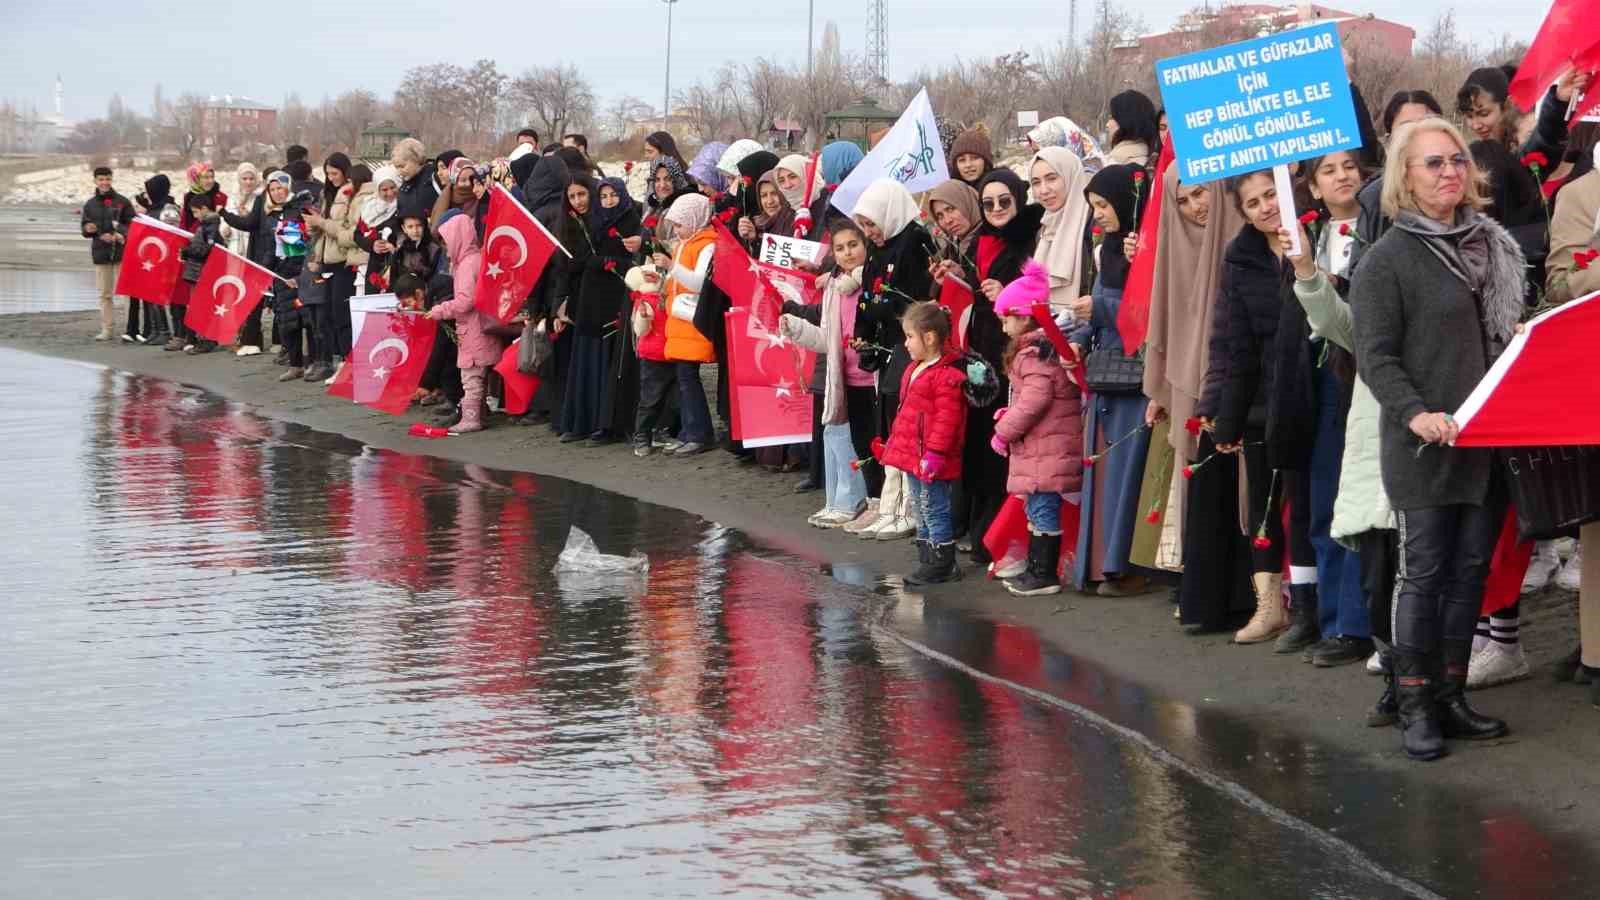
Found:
[79,57,1600,761]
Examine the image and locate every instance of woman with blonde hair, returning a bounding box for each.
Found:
[1352,118,1525,760]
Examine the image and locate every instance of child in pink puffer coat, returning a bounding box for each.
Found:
[991,260,1083,597]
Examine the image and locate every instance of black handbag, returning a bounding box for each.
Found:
[517,320,554,376]
[1500,446,1600,541]
[296,266,330,307]
[1084,347,1143,394]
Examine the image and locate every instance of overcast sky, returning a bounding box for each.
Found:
[6,1,1537,123]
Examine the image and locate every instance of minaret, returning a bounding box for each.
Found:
[53,74,63,119]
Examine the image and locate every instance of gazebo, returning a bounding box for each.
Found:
[823,97,900,151]
[358,123,412,163]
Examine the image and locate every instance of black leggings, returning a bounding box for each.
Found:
[1393,489,1505,657]
[1240,438,1316,574]
[1359,529,1398,647]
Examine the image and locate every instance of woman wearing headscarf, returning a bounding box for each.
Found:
[636,192,718,456]
[948,126,995,192]
[927,178,1005,558]
[544,177,598,436]
[775,153,829,242]
[1351,117,1523,760]
[179,162,227,232]
[732,151,782,251]
[223,162,267,353]
[569,176,646,444]
[821,141,865,188]
[1026,117,1106,171]
[849,178,935,539]
[642,131,689,172]
[223,163,260,259]
[427,215,503,435]
[645,157,695,248]
[1105,90,1161,166]
[1068,163,1152,596]
[1029,147,1095,319]
[717,139,764,181]
[133,173,176,346]
[1143,168,1253,631]
[688,141,730,195]
[352,165,401,296]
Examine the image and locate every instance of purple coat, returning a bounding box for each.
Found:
[433,215,503,369]
[997,332,1083,495]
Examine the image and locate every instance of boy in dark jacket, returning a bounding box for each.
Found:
[81,166,135,341]
[176,193,224,354]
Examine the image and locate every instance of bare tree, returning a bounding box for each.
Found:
[277,93,310,150]
[165,92,207,158]
[393,63,469,150]
[510,64,596,143]
[605,94,653,139]
[737,58,794,137]
[460,59,507,146]
[322,89,382,152]
[1345,34,1410,124]
[797,22,870,145]
[1412,12,1476,111]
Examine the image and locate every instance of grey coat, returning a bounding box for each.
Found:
[1350,211,1524,511]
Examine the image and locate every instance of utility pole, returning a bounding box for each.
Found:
[866,0,887,86]
[807,0,814,81]
[662,0,678,131]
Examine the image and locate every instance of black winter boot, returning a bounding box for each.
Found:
[1394,651,1447,761]
[1274,583,1321,654]
[1437,640,1509,740]
[1367,650,1398,728]
[1006,533,1062,597]
[907,541,962,585]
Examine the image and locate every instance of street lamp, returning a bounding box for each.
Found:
[662,0,678,132]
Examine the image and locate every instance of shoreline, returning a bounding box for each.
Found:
[4,305,1598,870]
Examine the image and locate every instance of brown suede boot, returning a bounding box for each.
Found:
[1233,572,1288,644]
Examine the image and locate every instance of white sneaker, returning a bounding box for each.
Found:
[1555,546,1583,592]
[236,345,262,357]
[872,516,916,541]
[812,509,857,529]
[991,559,1027,579]
[94,330,112,341]
[1521,541,1560,593]
[1466,641,1531,690]
[1365,650,1383,675]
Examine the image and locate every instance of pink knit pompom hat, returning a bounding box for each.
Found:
[993,260,1051,317]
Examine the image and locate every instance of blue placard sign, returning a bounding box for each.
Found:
[1156,22,1360,183]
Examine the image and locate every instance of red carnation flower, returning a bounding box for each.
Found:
[1297,210,1319,226]
[624,161,635,174]
[1183,417,1202,436]
[741,175,753,186]
[1133,170,1146,184]
[102,197,115,206]
[1181,465,1195,479]
[1091,225,1103,235]
[850,458,864,471]
[643,215,659,229]
[1578,253,1593,272]
[1145,509,1160,524]
[871,277,884,293]
[1522,151,1549,170]
[1338,223,1354,236]
[1252,535,1272,550]
[717,208,735,223]
[1083,456,1097,468]
[603,260,618,273]
[607,227,620,238]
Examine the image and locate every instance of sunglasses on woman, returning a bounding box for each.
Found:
[981,196,1015,212]
[1409,154,1469,175]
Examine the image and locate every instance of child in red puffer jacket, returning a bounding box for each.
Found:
[881,301,969,585]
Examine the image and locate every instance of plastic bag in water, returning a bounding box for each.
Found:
[553,526,650,575]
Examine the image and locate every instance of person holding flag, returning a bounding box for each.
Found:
[80,165,135,342]
[427,215,505,435]
[1351,117,1525,761]
[177,193,225,354]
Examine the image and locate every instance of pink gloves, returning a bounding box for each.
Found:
[990,434,1009,457]
[993,406,1008,422]
[919,451,946,478]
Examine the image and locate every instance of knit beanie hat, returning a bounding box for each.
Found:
[993,260,1050,317]
[948,126,994,167]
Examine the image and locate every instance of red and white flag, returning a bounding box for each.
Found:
[939,274,975,352]
[492,339,541,415]
[184,245,276,343]
[1507,0,1600,113]
[115,215,191,304]
[328,309,437,414]
[1453,290,1600,446]
[475,184,569,324]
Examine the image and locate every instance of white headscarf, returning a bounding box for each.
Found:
[851,179,920,242]
[1030,147,1094,311]
[1027,116,1106,173]
[362,165,400,226]
[775,153,823,208]
[717,139,764,176]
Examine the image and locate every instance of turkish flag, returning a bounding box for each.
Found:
[493,339,541,415]
[1508,0,1600,113]
[939,274,975,351]
[1453,290,1600,446]
[709,221,761,303]
[1030,302,1086,389]
[725,304,815,447]
[475,184,568,324]
[1116,141,1173,353]
[115,215,191,304]
[184,245,276,343]
[327,309,437,414]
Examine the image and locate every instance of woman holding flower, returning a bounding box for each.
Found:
[560,177,642,444]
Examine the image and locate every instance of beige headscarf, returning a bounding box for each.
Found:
[775,153,822,208]
[1142,165,1247,459]
[1030,147,1094,311]
[851,179,921,242]
[924,179,981,255]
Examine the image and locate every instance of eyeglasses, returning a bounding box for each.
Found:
[1408,154,1469,175]
[981,196,1015,212]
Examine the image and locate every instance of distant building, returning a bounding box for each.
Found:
[767,118,808,152]
[200,95,278,154]
[1114,3,1415,68]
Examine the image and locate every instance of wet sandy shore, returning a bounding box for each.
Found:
[3,302,1596,853]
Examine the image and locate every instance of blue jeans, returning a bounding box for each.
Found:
[823,423,867,513]
[1025,492,1063,535]
[1310,359,1370,639]
[674,362,713,444]
[908,476,955,545]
